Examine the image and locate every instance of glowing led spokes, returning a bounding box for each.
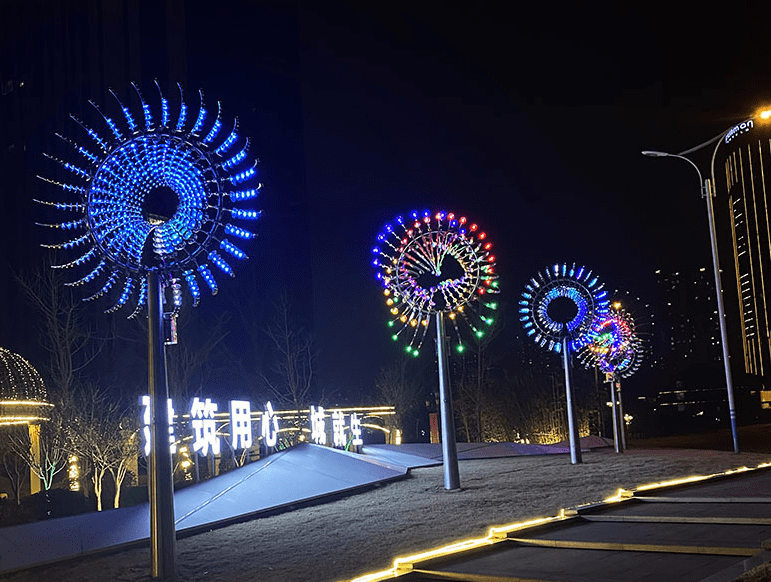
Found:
[197,264,218,294]
[183,269,201,307]
[519,263,609,354]
[39,82,260,313]
[581,307,643,377]
[230,208,261,220]
[208,250,234,277]
[224,224,255,239]
[220,239,247,260]
[375,209,498,354]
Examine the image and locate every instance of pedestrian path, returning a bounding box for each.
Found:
[355,464,771,582]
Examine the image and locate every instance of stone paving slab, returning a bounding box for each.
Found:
[411,545,742,582]
[396,467,771,582]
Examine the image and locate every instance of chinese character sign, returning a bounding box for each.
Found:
[140,395,177,456]
[261,401,279,448]
[332,410,346,447]
[191,397,220,456]
[350,412,363,447]
[310,405,326,445]
[229,400,252,449]
[140,396,388,455]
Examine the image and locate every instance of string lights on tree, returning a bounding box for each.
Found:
[372,209,499,490]
[519,263,609,464]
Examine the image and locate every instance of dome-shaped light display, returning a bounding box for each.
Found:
[0,348,52,425]
[519,263,609,353]
[37,82,261,317]
[372,209,499,357]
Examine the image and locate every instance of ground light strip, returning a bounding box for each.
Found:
[345,460,771,582]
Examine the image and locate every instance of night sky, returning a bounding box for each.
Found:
[2,2,770,404]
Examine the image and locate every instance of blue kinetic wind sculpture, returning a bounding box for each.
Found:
[520,263,609,464]
[36,82,260,579]
[37,81,260,316]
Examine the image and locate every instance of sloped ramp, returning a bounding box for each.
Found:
[0,443,406,573]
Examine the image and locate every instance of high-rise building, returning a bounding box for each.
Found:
[715,119,771,384]
[654,267,722,373]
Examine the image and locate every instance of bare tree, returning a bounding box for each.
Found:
[262,292,315,443]
[16,260,103,395]
[107,418,139,509]
[164,310,231,402]
[67,385,134,511]
[6,405,70,492]
[0,434,28,504]
[374,356,421,443]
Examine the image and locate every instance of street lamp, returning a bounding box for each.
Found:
[642,136,739,453]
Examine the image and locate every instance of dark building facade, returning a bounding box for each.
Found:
[715,118,771,388]
[654,267,722,375]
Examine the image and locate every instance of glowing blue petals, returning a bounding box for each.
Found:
[202,103,222,144]
[41,82,260,314]
[224,224,255,239]
[208,250,234,277]
[229,166,256,184]
[230,208,261,220]
[183,269,201,307]
[220,239,247,260]
[191,90,206,134]
[197,264,218,295]
[227,187,260,201]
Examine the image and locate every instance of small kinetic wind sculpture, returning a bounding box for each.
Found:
[372,210,499,355]
[36,82,260,579]
[373,209,499,489]
[519,263,609,464]
[36,81,260,316]
[580,305,643,452]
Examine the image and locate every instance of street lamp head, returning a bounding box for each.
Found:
[757,108,771,121]
[641,150,670,158]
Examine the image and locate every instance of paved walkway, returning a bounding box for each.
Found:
[389,466,771,582]
[0,438,602,574]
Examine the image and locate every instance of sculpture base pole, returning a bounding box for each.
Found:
[147,271,176,579]
[616,377,627,451]
[562,337,582,464]
[436,312,460,490]
[609,375,621,454]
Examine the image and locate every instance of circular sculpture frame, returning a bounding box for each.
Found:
[519,263,609,353]
[37,82,261,316]
[373,209,499,356]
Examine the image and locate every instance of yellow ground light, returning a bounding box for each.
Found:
[345,460,771,582]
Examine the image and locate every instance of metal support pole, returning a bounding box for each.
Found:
[562,337,582,464]
[609,377,621,454]
[436,312,460,490]
[616,376,626,451]
[704,178,740,453]
[147,271,176,579]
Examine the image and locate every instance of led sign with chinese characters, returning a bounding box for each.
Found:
[139,398,388,456]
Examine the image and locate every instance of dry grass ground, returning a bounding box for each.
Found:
[1,427,770,582]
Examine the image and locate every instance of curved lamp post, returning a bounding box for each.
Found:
[642,146,739,453]
[37,83,260,578]
[373,210,499,489]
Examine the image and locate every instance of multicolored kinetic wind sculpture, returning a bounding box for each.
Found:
[372,210,499,356]
[519,263,610,352]
[579,306,643,377]
[36,82,261,317]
